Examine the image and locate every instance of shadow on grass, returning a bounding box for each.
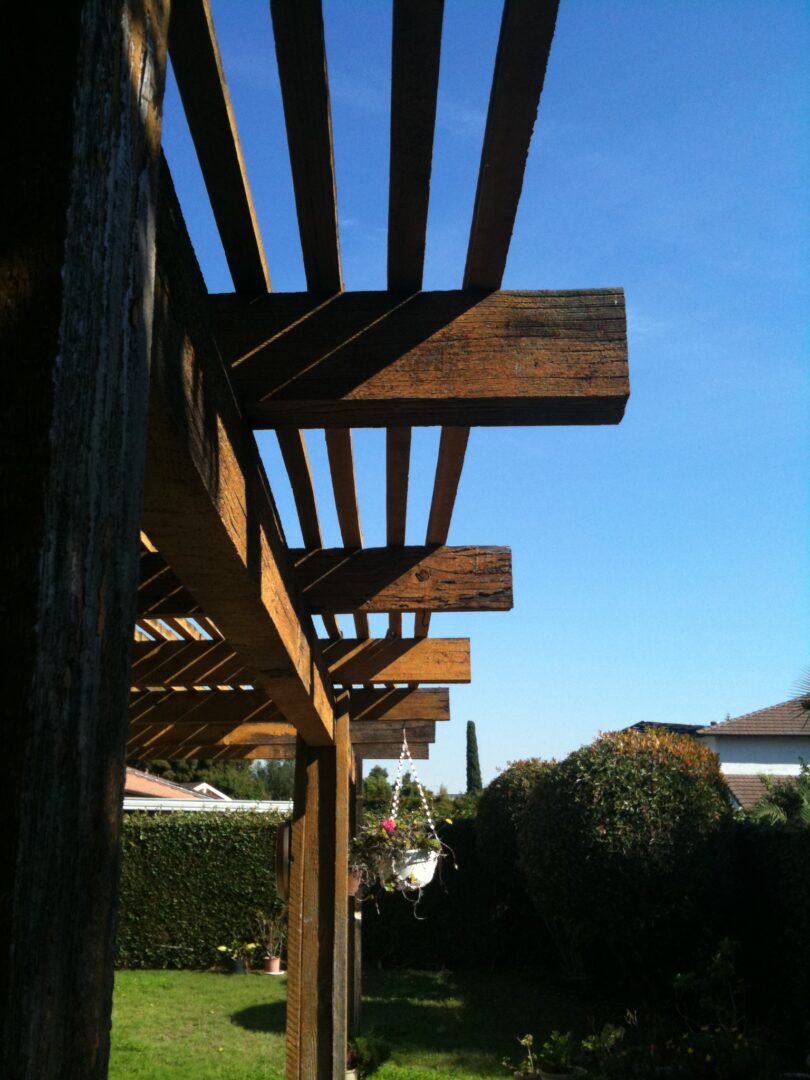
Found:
[230,1000,287,1034]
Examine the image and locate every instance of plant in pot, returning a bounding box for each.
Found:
[253,906,287,974]
[503,1032,584,1079]
[216,940,258,975]
[349,813,442,896]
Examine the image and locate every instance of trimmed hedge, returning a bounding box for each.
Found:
[116,811,284,969]
[518,729,732,984]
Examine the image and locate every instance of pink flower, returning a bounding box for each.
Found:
[381,819,397,834]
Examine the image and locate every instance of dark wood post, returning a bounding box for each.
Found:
[348,754,364,1033]
[1,2,169,1077]
[285,702,350,1078]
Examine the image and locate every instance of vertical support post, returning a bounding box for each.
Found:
[1,2,168,1077]
[348,754,364,1034]
[285,701,350,1079]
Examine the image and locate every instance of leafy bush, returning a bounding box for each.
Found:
[518,730,732,984]
[117,811,284,969]
[476,758,549,890]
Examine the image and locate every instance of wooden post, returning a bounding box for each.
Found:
[1,2,169,1077]
[348,755,364,1034]
[286,702,350,1078]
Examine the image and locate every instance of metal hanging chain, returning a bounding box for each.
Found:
[389,724,436,836]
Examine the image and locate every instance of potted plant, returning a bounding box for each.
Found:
[254,906,287,974]
[503,1032,584,1079]
[349,814,442,895]
[216,940,258,975]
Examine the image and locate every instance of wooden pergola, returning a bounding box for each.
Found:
[4,1,628,1077]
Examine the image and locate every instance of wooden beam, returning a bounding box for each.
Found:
[270,0,342,293]
[129,686,449,723]
[144,167,334,744]
[131,636,471,686]
[168,0,270,294]
[356,743,430,761]
[2,2,169,1075]
[291,545,512,613]
[138,549,199,617]
[211,288,629,428]
[415,425,470,637]
[464,0,559,289]
[285,705,350,1079]
[349,687,449,723]
[386,427,412,635]
[325,429,369,639]
[323,637,470,684]
[388,0,444,290]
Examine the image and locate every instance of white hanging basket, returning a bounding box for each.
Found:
[393,848,440,891]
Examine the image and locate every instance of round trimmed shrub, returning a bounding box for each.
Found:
[476,758,549,891]
[518,729,731,984]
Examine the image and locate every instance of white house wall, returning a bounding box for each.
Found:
[700,734,810,776]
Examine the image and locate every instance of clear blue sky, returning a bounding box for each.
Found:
[163,0,809,792]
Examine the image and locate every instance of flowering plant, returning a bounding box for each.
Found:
[216,940,258,962]
[349,813,442,892]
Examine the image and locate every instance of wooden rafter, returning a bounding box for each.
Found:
[325,429,369,639]
[129,686,449,725]
[143,168,335,744]
[211,288,628,428]
[169,0,270,294]
[291,545,512,614]
[130,636,470,687]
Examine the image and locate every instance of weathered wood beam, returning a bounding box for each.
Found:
[144,167,335,744]
[325,429,369,638]
[129,741,430,762]
[464,0,559,289]
[388,0,443,291]
[168,0,270,294]
[416,425,470,638]
[285,705,351,1079]
[129,686,449,724]
[323,637,470,684]
[131,636,470,687]
[127,720,434,756]
[291,545,512,613]
[2,3,169,1076]
[270,0,341,293]
[349,687,449,723]
[211,288,628,428]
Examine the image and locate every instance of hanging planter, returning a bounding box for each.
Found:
[349,727,446,899]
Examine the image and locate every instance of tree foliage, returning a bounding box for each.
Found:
[476,758,549,889]
[465,720,482,794]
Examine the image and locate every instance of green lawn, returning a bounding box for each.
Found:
[110,968,615,1079]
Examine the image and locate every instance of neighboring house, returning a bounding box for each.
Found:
[124,766,212,801]
[123,766,292,814]
[696,698,810,809]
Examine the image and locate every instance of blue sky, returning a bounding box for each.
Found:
[163,1,809,792]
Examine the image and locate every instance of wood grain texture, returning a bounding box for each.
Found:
[322,637,470,684]
[144,167,335,744]
[127,719,434,751]
[270,0,342,293]
[291,545,512,613]
[348,687,449,723]
[131,635,470,686]
[169,0,270,294]
[212,288,629,427]
[464,0,560,289]
[2,2,169,1076]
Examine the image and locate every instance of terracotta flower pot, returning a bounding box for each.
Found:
[347,868,362,896]
[263,955,282,974]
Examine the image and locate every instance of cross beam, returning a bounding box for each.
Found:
[211,288,628,428]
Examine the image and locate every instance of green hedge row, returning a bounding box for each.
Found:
[116,811,284,969]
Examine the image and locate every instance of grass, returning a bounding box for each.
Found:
[110,968,617,1079]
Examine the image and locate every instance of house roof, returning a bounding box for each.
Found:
[124,767,211,800]
[697,698,810,737]
[625,721,702,737]
[723,773,791,809]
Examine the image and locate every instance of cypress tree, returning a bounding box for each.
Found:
[465,720,482,794]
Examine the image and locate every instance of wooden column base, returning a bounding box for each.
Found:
[285,708,350,1079]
